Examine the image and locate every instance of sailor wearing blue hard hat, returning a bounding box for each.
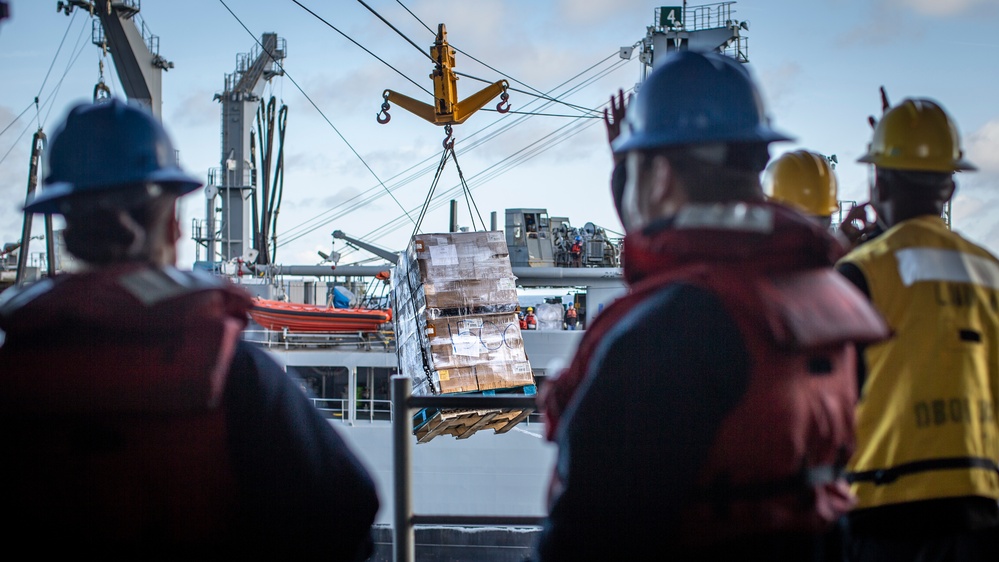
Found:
[0,98,381,555]
[537,50,887,561]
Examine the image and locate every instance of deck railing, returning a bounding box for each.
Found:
[389,375,543,562]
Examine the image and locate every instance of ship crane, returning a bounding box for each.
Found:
[376,23,510,145]
[202,33,287,266]
[12,1,171,285]
[57,0,173,118]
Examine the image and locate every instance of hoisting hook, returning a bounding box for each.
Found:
[442,124,454,150]
[496,84,511,114]
[376,91,391,124]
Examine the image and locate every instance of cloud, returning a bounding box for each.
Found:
[887,0,998,17]
[837,6,925,47]
[758,61,802,113]
[0,105,31,247]
[555,0,649,26]
[951,117,999,253]
[965,118,999,173]
[168,89,218,128]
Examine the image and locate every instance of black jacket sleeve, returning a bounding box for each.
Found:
[836,262,871,391]
[536,284,750,561]
[224,342,380,560]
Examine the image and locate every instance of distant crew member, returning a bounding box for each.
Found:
[535,51,887,561]
[524,306,537,330]
[763,149,840,229]
[837,98,999,561]
[564,304,578,331]
[570,236,583,267]
[0,99,379,559]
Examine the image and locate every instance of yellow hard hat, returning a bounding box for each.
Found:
[763,150,839,217]
[527,307,534,312]
[858,98,976,172]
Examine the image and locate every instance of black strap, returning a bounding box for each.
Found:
[847,456,999,486]
[704,463,842,505]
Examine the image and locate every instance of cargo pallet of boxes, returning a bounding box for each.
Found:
[392,230,537,443]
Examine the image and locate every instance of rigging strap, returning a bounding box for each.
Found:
[411,145,451,239]
[447,143,486,232]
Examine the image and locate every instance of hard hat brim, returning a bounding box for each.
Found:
[612,125,794,154]
[856,153,978,172]
[24,169,203,214]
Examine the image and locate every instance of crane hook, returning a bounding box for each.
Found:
[376,100,391,124]
[496,91,511,114]
[376,90,391,124]
[442,124,454,150]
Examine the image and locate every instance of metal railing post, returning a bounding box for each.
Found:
[391,375,414,562]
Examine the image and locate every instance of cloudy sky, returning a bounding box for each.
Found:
[1,0,997,268]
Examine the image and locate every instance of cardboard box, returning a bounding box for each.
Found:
[392,231,535,396]
[412,231,512,282]
[432,366,481,394]
[425,313,527,369]
[423,277,518,310]
[431,361,535,394]
[474,361,535,392]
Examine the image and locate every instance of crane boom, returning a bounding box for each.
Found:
[60,1,172,119]
[332,230,399,264]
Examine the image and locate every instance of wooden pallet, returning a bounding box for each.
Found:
[412,384,537,443]
[414,407,533,443]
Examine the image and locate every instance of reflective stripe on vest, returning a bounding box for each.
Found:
[896,247,999,289]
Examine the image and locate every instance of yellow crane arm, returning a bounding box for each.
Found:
[377,23,510,127]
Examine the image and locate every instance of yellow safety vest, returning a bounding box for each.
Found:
[839,215,999,509]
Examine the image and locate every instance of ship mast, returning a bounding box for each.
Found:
[632,1,749,86]
[58,0,173,119]
[203,33,286,267]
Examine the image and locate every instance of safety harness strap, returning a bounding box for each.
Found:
[704,463,843,505]
[847,456,999,486]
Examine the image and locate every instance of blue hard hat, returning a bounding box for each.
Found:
[612,51,793,153]
[25,98,202,214]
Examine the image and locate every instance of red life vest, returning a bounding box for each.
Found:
[540,203,888,541]
[0,265,252,545]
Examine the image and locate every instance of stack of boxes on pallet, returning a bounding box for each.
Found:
[392,230,536,440]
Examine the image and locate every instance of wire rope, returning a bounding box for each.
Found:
[277,55,633,247]
[290,0,432,96]
[283,61,627,248]
[355,0,435,63]
[219,0,416,226]
[35,11,80,127]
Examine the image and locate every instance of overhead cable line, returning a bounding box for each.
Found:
[478,109,600,118]
[354,0,434,63]
[395,0,434,35]
[277,54,633,246]
[356,117,598,248]
[35,10,80,127]
[455,70,606,117]
[0,101,35,141]
[342,93,622,252]
[277,55,628,246]
[42,20,91,126]
[0,31,91,169]
[219,0,416,226]
[352,75,638,248]
[394,0,606,118]
[290,0,431,97]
